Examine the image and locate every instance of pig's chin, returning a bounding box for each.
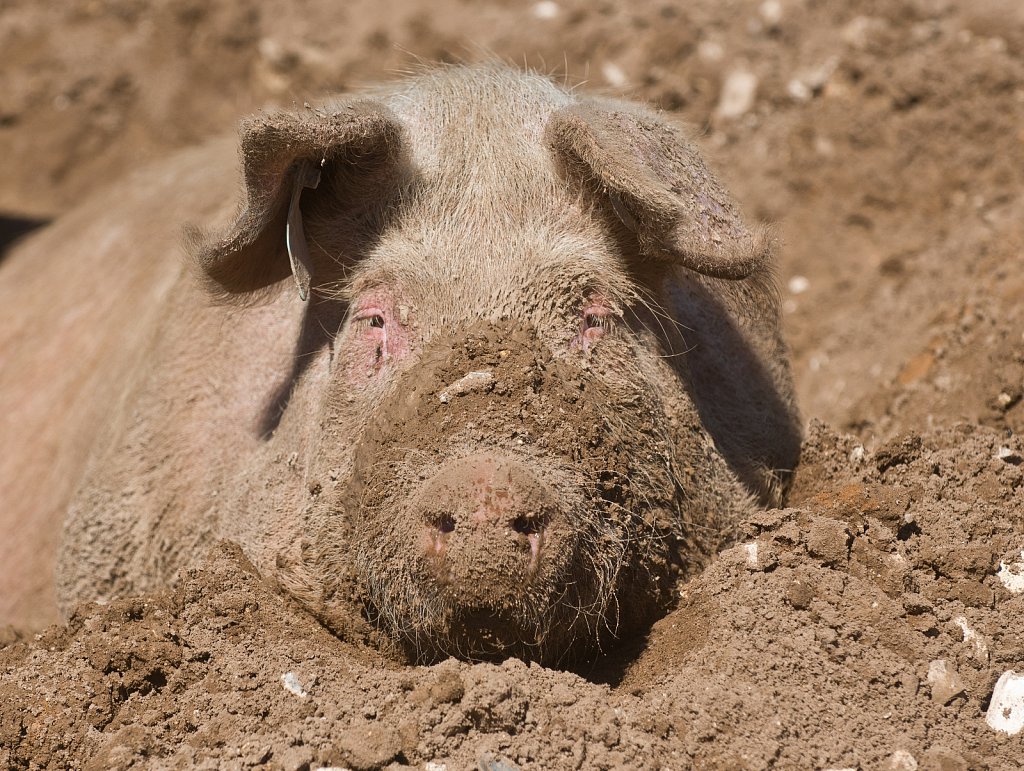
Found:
[384,583,591,665]
[423,605,549,663]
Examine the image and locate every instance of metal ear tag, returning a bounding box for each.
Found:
[285,159,323,301]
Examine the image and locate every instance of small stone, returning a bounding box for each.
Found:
[787,79,812,102]
[927,659,966,705]
[735,539,776,571]
[281,672,308,699]
[953,616,989,662]
[758,0,782,27]
[787,275,810,294]
[986,670,1024,735]
[996,550,1024,594]
[743,541,759,568]
[531,1,559,19]
[601,62,628,88]
[716,70,759,119]
[996,446,1022,464]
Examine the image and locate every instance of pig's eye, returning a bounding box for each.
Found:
[354,309,387,331]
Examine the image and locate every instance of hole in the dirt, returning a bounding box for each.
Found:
[511,514,542,535]
[145,669,168,690]
[437,513,456,534]
[897,519,922,540]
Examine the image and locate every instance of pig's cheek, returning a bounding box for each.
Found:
[336,324,412,386]
[336,333,387,384]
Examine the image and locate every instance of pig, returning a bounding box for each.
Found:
[48,64,800,665]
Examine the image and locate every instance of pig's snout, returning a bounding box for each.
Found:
[412,454,568,605]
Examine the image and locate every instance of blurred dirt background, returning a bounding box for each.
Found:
[2,0,1024,768]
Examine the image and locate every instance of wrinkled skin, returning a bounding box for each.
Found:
[50,65,800,665]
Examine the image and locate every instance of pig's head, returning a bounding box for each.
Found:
[189,66,795,666]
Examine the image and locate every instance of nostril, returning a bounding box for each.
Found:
[511,514,542,536]
[437,513,456,534]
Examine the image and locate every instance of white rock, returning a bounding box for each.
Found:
[759,0,783,27]
[986,670,1024,735]
[281,672,308,699]
[997,445,1022,463]
[997,550,1024,594]
[532,1,559,20]
[438,370,494,403]
[601,62,628,88]
[743,541,759,569]
[954,616,989,662]
[425,764,448,771]
[788,275,810,294]
[717,70,759,119]
[787,78,813,102]
[927,659,965,704]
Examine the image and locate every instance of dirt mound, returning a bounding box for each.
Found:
[3,0,1024,767]
[3,423,1023,768]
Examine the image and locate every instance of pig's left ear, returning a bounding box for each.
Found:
[187,101,403,301]
[547,100,770,280]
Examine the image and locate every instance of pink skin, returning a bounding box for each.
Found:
[419,463,546,574]
[576,296,617,354]
[343,289,618,384]
[339,288,413,384]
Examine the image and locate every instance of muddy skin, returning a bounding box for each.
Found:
[308,322,721,666]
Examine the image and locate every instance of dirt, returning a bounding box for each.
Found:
[3,0,1024,767]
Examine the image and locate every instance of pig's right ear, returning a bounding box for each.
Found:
[186,101,403,301]
[547,100,769,280]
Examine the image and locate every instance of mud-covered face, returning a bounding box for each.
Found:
[185,66,793,666]
[309,285,722,665]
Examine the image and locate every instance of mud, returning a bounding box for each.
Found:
[325,323,720,667]
[3,0,1024,767]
